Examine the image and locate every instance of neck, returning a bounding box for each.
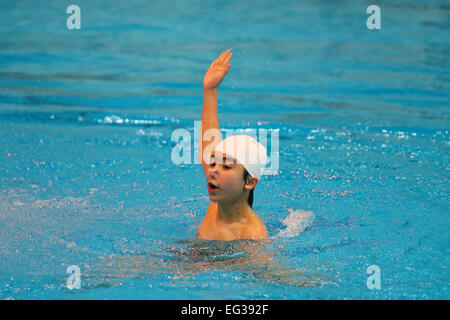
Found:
[216,198,253,224]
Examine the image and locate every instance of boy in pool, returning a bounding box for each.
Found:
[196,49,269,241]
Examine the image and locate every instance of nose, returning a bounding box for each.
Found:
[209,167,219,179]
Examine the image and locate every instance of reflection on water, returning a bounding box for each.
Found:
[86,238,332,290]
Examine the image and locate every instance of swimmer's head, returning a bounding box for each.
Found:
[214,135,268,179]
[207,135,268,207]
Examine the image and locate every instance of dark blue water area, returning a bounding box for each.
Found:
[0,0,449,299]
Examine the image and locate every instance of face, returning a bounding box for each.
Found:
[207,151,255,203]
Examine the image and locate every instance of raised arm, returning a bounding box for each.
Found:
[199,50,232,176]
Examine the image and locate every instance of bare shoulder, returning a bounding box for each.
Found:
[243,213,268,239]
[196,202,216,239]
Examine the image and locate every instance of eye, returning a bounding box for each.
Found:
[223,165,231,169]
[209,162,216,167]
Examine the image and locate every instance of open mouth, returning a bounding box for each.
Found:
[207,182,219,192]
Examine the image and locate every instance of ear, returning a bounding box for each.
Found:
[244,176,258,191]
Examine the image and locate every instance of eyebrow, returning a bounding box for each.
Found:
[210,155,236,164]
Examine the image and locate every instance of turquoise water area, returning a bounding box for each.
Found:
[0,0,449,299]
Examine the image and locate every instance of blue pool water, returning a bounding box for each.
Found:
[0,0,449,299]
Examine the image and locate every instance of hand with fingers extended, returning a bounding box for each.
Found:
[203,49,232,91]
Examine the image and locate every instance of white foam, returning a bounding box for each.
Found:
[273,208,315,239]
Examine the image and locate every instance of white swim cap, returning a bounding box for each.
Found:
[214,135,268,179]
